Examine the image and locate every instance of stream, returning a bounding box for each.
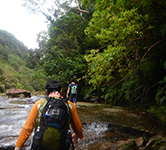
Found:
[0,96,166,149]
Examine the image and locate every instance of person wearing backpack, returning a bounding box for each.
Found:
[66,78,79,107]
[14,79,83,150]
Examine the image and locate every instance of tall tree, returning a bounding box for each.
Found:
[25,0,95,95]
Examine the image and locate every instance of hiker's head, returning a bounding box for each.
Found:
[71,78,75,83]
[45,79,62,95]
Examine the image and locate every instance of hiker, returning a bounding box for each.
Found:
[14,79,83,150]
[66,78,79,107]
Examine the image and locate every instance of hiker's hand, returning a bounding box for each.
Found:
[66,94,68,98]
[14,147,21,150]
[72,133,78,144]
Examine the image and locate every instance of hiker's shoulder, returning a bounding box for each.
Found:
[67,100,75,109]
[35,98,46,105]
[68,83,73,87]
[73,83,78,86]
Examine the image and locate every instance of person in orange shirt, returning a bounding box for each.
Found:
[14,79,83,150]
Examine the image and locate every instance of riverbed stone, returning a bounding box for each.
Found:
[102,107,124,113]
[100,139,135,150]
[159,146,166,150]
[143,135,166,149]
[134,136,144,147]
[6,88,31,98]
[1,105,23,109]
[99,141,112,150]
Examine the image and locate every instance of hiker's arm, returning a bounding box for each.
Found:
[70,103,83,139]
[15,100,41,148]
[77,85,79,94]
[66,87,70,98]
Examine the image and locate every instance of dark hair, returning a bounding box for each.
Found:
[45,79,61,95]
[71,78,75,82]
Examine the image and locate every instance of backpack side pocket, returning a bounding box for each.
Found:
[31,131,43,150]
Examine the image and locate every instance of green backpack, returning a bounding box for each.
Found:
[70,84,78,95]
[31,97,74,150]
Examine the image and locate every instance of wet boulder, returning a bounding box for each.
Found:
[99,135,166,150]
[6,88,31,98]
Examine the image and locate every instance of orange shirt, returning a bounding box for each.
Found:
[15,98,83,148]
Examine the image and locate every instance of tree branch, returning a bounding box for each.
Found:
[64,0,89,13]
[138,38,166,67]
[129,37,161,42]
[111,38,166,87]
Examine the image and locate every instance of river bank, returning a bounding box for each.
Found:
[76,102,166,135]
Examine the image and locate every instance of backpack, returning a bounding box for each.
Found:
[70,84,78,95]
[31,97,74,150]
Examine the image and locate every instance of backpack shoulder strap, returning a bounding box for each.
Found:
[45,96,52,101]
[61,98,72,115]
[35,98,47,130]
[59,97,72,128]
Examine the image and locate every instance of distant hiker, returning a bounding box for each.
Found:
[14,79,83,150]
[66,78,79,107]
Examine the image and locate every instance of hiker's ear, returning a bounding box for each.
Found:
[45,89,48,95]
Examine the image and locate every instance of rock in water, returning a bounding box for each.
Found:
[6,88,31,98]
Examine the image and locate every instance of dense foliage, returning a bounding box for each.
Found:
[83,0,166,122]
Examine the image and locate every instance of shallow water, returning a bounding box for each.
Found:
[0,96,43,148]
[0,96,166,149]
